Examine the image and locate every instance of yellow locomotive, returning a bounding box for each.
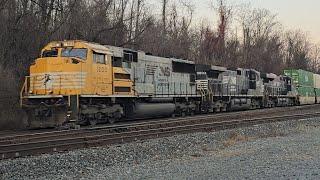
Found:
[21,40,199,128]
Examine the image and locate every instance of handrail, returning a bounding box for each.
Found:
[20,77,27,107]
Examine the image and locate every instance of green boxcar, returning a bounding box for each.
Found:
[284,69,316,104]
[298,86,315,97]
[297,86,316,105]
[315,88,320,103]
[284,69,314,87]
[315,88,320,95]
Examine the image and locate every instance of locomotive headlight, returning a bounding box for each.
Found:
[29,90,33,94]
[52,42,62,48]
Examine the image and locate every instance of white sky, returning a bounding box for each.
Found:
[147,0,320,43]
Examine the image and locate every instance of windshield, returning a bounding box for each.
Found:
[62,48,87,60]
[42,49,58,57]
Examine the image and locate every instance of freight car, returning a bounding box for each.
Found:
[19,40,318,129]
[284,69,320,105]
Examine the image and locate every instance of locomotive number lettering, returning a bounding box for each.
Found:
[97,67,107,72]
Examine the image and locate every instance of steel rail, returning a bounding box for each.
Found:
[0,104,317,144]
[0,106,316,146]
[1,112,319,160]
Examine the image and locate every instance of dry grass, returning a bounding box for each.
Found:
[222,132,250,148]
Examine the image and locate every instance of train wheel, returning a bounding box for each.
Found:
[54,108,68,127]
[108,118,116,124]
[89,118,98,126]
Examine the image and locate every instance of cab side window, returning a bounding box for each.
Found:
[112,56,122,67]
[93,52,106,64]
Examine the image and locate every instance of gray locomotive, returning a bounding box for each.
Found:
[195,65,298,113]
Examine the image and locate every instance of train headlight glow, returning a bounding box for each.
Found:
[52,42,62,48]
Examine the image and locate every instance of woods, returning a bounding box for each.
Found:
[0,0,319,129]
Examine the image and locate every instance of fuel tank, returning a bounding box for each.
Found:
[230,98,251,110]
[130,103,176,119]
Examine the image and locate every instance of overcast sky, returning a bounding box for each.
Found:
[148,0,320,43]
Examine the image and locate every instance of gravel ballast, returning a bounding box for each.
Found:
[1,118,320,179]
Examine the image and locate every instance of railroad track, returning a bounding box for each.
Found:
[0,104,318,144]
[1,110,320,160]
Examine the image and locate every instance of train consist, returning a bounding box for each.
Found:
[20,40,320,128]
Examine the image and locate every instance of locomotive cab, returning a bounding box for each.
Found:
[20,40,133,128]
[26,41,129,97]
[29,44,88,95]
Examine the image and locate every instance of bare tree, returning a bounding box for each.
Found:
[309,44,320,72]
[162,0,168,34]
[237,8,283,73]
[0,0,9,11]
[284,30,311,70]
[135,0,142,37]
[1,0,320,130]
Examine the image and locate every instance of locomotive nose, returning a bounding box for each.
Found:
[28,57,86,96]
